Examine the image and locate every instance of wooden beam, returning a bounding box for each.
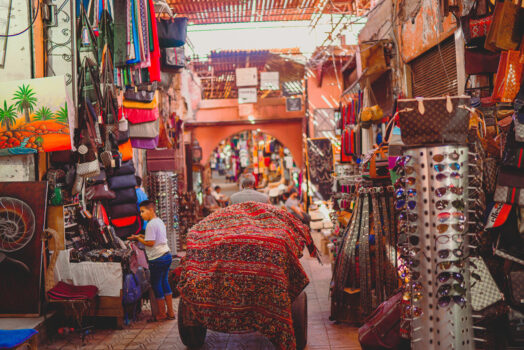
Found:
[184,117,305,129]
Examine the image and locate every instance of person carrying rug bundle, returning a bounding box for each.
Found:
[128,200,174,321]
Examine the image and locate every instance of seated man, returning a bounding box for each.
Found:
[285,189,311,226]
[230,174,270,205]
[212,185,229,207]
[203,186,220,215]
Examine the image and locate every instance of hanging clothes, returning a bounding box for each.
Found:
[147,0,161,81]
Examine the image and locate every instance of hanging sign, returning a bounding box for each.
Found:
[236,67,258,87]
[260,72,279,90]
[286,97,302,112]
[238,88,257,104]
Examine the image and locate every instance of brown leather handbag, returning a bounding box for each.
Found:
[397,96,471,146]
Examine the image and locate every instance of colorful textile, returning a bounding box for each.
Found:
[177,202,316,350]
[47,281,98,300]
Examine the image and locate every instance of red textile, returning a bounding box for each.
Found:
[148,0,161,82]
[177,202,316,350]
[47,281,98,300]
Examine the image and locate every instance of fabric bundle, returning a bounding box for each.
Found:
[178,202,317,350]
[47,281,99,300]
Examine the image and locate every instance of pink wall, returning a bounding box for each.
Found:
[193,121,304,168]
[307,65,343,135]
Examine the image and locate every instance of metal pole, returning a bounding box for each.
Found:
[304,77,310,212]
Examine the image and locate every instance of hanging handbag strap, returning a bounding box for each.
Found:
[359,190,372,315]
[371,188,384,303]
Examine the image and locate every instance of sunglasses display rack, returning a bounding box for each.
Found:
[399,145,474,350]
[146,172,179,255]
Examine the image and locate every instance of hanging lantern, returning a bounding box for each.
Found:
[192,140,202,163]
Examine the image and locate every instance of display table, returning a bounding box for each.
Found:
[53,251,124,328]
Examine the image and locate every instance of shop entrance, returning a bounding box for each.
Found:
[206,130,301,202]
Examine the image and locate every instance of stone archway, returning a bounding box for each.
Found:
[191,120,304,168]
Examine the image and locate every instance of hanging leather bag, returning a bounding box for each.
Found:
[156,17,188,48]
[131,136,159,149]
[358,291,402,350]
[397,96,471,146]
[110,188,138,205]
[494,168,524,206]
[86,183,117,201]
[129,119,159,138]
[465,49,500,75]
[107,174,137,190]
[162,46,186,70]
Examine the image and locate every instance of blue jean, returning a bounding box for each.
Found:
[149,252,172,299]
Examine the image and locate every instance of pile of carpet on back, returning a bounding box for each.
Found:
[177,202,317,350]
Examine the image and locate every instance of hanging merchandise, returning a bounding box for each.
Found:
[146,172,180,255]
[397,96,471,146]
[156,17,188,48]
[162,46,186,71]
[331,183,398,323]
[489,51,524,103]
[484,0,523,51]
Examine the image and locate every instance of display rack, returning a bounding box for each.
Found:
[402,145,474,350]
[146,172,179,256]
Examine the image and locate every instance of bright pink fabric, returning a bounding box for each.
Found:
[124,107,159,124]
[148,0,161,82]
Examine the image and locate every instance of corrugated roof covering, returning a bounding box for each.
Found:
[167,0,364,24]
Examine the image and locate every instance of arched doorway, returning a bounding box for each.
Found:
[205,130,301,204]
[190,119,304,169]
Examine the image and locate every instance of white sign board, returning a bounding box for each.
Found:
[236,67,258,87]
[238,88,257,104]
[260,71,279,90]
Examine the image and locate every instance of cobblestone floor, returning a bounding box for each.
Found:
[41,252,361,350]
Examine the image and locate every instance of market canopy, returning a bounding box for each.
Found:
[165,0,372,24]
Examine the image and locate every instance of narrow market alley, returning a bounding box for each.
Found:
[1,0,524,349]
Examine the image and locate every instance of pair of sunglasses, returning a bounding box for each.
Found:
[436,199,465,211]
[435,185,464,197]
[438,248,464,259]
[436,172,462,182]
[399,223,418,234]
[400,246,420,258]
[437,212,466,223]
[437,223,465,234]
[402,304,423,318]
[436,234,464,244]
[396,200,416,210]
[437,283,466,297]
[399,212,418,222]
[433,152,460,163]
[403,291,423,302]
[434,163,461,172]
[438,295,466,308]
[438,271,464,284]
[396,188,416,198]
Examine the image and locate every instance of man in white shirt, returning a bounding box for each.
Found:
[230,174,270,205]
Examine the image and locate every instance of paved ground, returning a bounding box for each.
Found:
[41,252,361,350]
